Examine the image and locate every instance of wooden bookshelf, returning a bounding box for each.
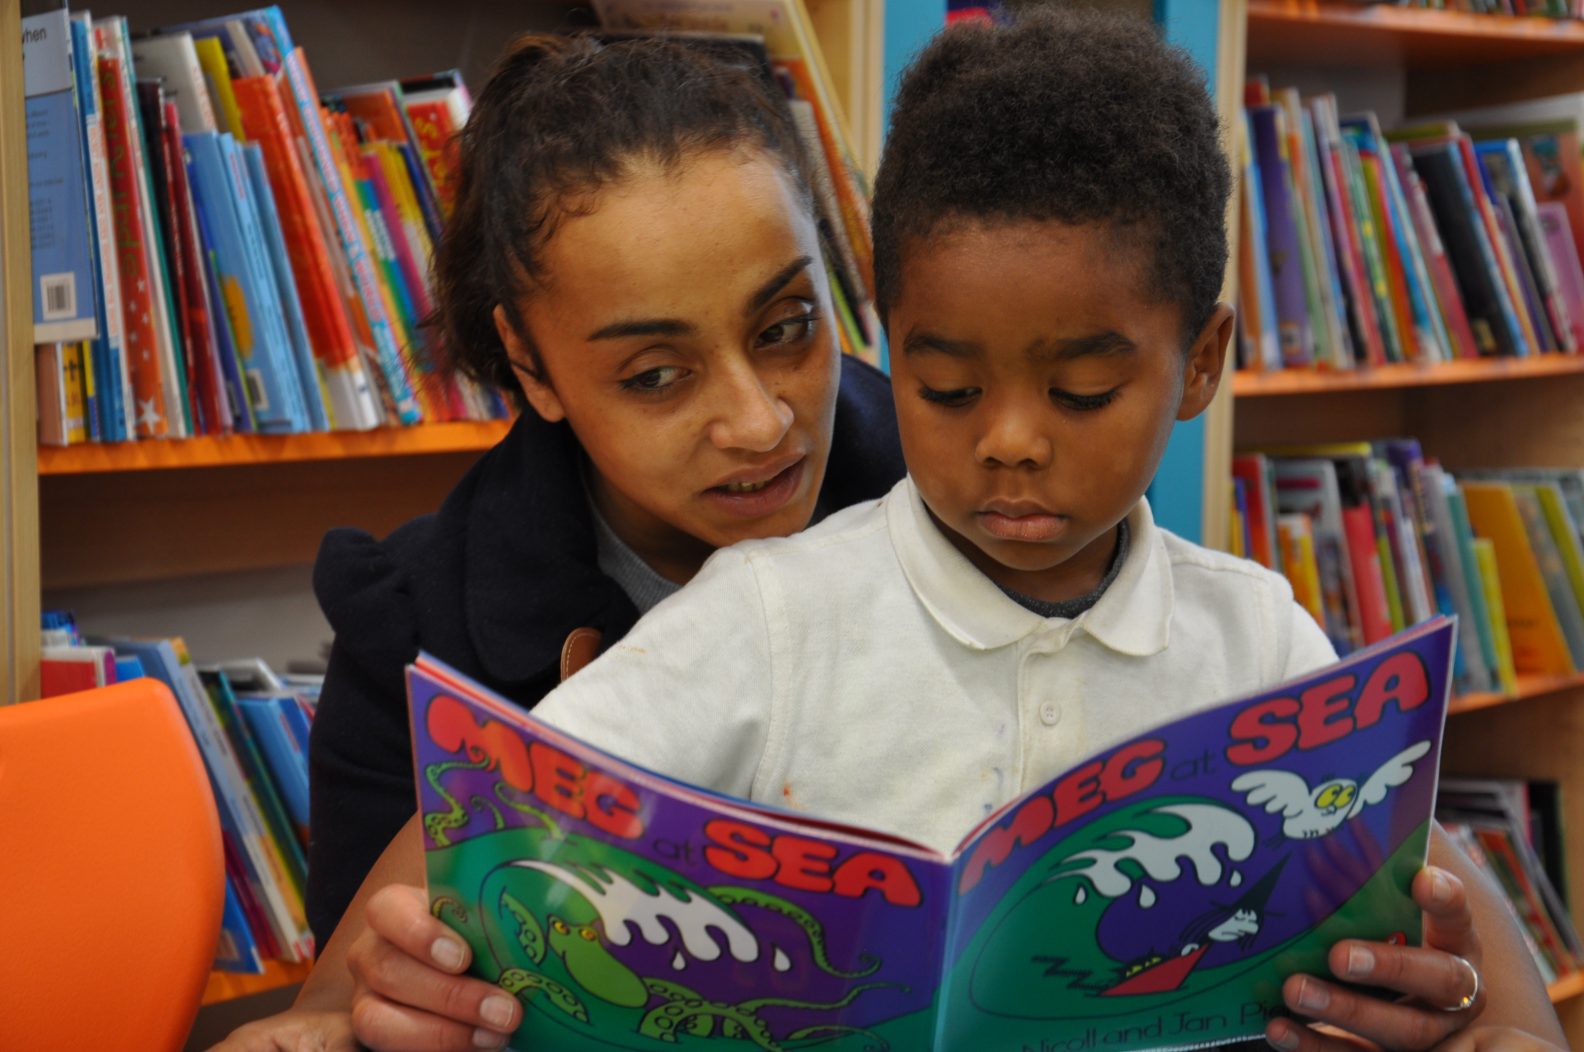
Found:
[1450,670,1584,717]
[37,421,512,476]
[201,958,313,1007]
[1550,971,1584,1005]
[1232,354,1584,397]
[1248,0,1584,67]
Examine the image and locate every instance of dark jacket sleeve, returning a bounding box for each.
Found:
[305,526,424,948]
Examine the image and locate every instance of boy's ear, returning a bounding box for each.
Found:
[493,304,566,424]
[1176,302,1235,422]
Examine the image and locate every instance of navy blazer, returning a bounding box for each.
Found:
[305,355,904,944]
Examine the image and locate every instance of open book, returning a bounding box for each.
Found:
[408,616,1454,1051]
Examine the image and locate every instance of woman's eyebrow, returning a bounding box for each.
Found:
[585,255,814,342]
[745,255,814,315]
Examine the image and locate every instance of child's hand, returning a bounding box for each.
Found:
[206,1009,358,1051]
[344,882,522,1050]
[1266,866,1483,1051]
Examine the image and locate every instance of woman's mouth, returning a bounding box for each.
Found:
[704,458,807,519]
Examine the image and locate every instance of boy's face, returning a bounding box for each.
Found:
[887,219,1231,603]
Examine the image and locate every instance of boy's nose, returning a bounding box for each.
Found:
[974,407,1053,469]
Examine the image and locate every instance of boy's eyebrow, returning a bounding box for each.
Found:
[585,255,814,342]
[1029,331,1137,362]
[901,331,980,358]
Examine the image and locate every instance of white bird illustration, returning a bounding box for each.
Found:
[1231,740,1432,840]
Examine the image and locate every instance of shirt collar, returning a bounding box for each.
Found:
[887,476,1173,656]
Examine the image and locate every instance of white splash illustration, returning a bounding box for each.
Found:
[774,947,792,972]
[511,861,761,965]
[1230,870,1243,887]
[672,950,686,971]
[1073,885,1087,905]
[1232,740,1432,840]
[1050,803,1257,900]
[1139,885,1156,908]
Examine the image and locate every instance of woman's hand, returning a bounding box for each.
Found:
[1266,865,1484,1051]
[343,882,522,1050]
[206,1009,359,1052]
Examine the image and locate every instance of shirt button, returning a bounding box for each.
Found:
[1039,701,1061,726]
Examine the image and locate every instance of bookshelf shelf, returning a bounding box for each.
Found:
[201,958,312,1007]
[1231,354,1584,397]
[1551,971,1584,1005]
[1247,0,1584,68]
[1450,671,1584,717]
[36,421,512,476]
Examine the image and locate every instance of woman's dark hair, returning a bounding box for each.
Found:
[871,9,1232,343]
[432,34,814,403]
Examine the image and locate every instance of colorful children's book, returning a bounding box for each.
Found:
[410,619,1455,1052]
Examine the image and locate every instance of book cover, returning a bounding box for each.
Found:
[1392,142,1480,360]
[1311,95,1382,367]
[1459,482,1574,676]
[1276,513,1325,624]
[1248,105,1314,367]
[410,619,1454,1051]
[1508,484,1584,667]
[1471,538,1520,696]
[1419,463,1493,693]
[1536,200,1584,349]
[1476,139,1574,352]
[1236,111,1282,371]
[23,9,100,345]
[1272,459,1363,654]
[129,31,219,134]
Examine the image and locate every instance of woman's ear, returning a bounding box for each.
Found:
[1176,302,1234,422]
[494,304,566,423]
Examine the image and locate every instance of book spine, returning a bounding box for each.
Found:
[281,48,420,423]
[98,55,169,438]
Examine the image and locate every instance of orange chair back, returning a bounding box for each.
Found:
[0,678,224,1050]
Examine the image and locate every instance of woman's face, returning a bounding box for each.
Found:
[499,149,839,582]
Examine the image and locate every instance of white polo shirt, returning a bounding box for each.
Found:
[534,476,1337,855]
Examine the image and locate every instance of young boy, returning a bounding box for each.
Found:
[230,12,1563,1052]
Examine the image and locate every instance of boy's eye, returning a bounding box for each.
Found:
[918,385,980,408]
[756,307,821,349]
[1051,388,1118,411]
[619,365,687,394]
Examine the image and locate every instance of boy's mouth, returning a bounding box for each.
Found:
[704,458,806,519]
[978,502,1066,542]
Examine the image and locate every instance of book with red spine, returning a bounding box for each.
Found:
[97,53,169,438]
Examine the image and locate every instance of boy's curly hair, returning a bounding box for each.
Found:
[871,9,1231,342]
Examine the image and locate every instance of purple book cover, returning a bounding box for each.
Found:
[411,618,1454,1051]
[1249,105,1314,368]
[1538,200,1584,350]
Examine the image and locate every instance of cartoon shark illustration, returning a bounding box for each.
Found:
[1231,740,1432,840]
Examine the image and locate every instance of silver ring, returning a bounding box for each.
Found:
[1441,955,1479,1012]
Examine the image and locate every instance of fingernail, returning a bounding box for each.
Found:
[481,995,517,1030]
[473,1028,508,1050]
[1296,977,1330,1013]
[1430,868,1453,905]
[431,936,465,971]
[1345,945,1375,978]
[1267,1023,1300,1051]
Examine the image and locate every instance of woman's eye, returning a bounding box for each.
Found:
[1051,388,1118,411]
[756,309,820,349]
[918,385,979,408]
[619,365,685,393]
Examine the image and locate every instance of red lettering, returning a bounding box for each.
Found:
[958,795,1055,894]
[832,854,923,907]
[584,771,643,839]
[771,837,837,893]
[1226,697,1301,765]
[703,819,776,880]
[1297,675,1357,750]
[1052,761,1106,827]
[1100,738,1166,799]
[529,741,586,820]
[1356,652,1430,730]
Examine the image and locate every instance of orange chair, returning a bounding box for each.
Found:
[0,678,225,1050]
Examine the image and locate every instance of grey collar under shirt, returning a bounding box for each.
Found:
[588,494,683,616]
[997,519,1131,619]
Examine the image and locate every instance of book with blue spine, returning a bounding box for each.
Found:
[184,130,304,433]
[242,142,330,430]
[184,141,256,434]
[23,8,99,344]
[235,693,311,838]
[1248,104,1314,367]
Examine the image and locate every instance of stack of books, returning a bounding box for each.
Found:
[1231,443,1584,697]
[1237,79,1584,371]
[41,611,318,974]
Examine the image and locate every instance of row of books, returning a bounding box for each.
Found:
[23,5,508,445]
[41,611,317,974]
[23,0,882,447]
[1236,79,1584,372]
[1365,0,1584,16]
[1230,443,1584,697]
[1438,778,1582,987]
